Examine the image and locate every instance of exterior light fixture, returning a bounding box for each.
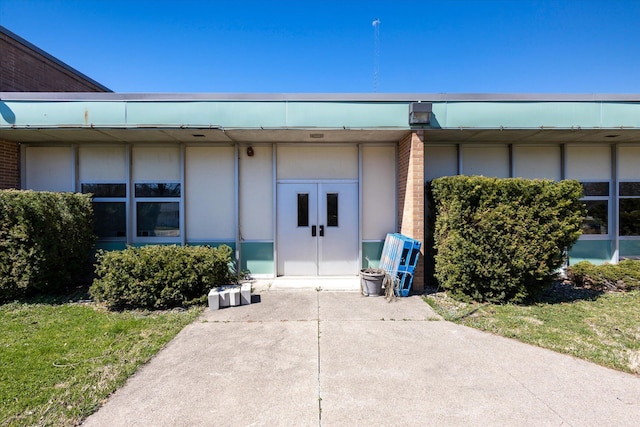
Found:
[247,146,254,156]
[409,102,432,125]
[310,133,324,139]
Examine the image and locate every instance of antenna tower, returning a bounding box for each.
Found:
[372,18,380,92]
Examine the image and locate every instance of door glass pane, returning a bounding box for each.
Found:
[297,194,309,227]
[327,193,338,227]
[582,200,608,235]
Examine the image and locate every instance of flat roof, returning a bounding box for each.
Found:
[2,92,640,102]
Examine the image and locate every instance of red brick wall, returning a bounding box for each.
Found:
[0,31,108,92]
[398,132,425,292]
[0,140,20,189]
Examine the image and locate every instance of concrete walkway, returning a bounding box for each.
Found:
[83,289,640,427]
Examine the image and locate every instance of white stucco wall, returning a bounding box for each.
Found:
[513,145,561,180]
[461,145,510,178]
[79,146,127,182]
[25,146,73,191]
[362,145,395,240]
[185,145,235,240]
[277,145,358,180]
[240,145,273,240]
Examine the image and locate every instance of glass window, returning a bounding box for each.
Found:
[93,202,127,238]
[582,200,608,235]
[327,193,338,227]
[81,183,126,198]
[581,182,609,197]
[136,202,180,237]
[297,194,309,227]
[81,183,127,240]
[580,181,610,237]
[135,183,181,198]
[619,182,640,236]
[620,182,640,197]
[619,199,640,236]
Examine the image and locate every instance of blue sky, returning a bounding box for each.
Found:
[1,0,639,93]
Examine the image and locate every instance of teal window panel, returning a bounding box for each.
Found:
[620,240,640,259]
[568,240,613,265]
[362,241,385,269]
[240,242,274,275]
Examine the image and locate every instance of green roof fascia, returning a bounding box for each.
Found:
[430,101,640,129]
[3,97,640,130]
[0,100,410,129]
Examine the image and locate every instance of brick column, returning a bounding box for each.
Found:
[397,131,424,293]
[0,140,20,189]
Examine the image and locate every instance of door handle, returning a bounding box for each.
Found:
[319,225,324,237]
[312,225,317,237]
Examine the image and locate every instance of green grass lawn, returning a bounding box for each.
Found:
[425,285,640,375]
[0,300,201,426]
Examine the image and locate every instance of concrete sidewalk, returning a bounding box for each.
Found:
[83,290,640,426]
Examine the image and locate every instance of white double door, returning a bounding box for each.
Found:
[277,182,358,276]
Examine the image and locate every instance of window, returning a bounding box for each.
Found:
[327,193,338,227]
[297,194,309,227]
[135,182,181,238]
[619,182,640,236]
[81,183,127,240]
[580,182,610,236]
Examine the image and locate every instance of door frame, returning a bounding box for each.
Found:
[275,178,360,276]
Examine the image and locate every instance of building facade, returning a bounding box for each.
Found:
[1,28,639,292]
[2,93,640,293]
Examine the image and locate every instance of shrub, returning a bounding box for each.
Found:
[0,190,95,302]
[90,245,235,310]
[431,176,585,303]
[567,260,640,291]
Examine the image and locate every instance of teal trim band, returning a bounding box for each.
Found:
[620,240,640,259]
[568,240,613,265]
[95,241,127,252]
[187,241,236,251]
[240,242,274,275]
[362,241,385,268]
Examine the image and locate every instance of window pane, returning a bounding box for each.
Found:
[620,182,640,197]
[582,200,608,235]
[327,193,338,227]
[135,183,181,197]
[136,202,180,237]
[581,182,609,197]
[297,194,309,227]
[93,202,126,238]
[82,183,126,198]
[620,199,640,236]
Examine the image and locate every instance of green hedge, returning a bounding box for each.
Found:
[431,176,585,303]
[568,260,640,291]
[0,190,95,302]
[90,245,235,310]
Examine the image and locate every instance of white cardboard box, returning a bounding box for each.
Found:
[208,288,220,311]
